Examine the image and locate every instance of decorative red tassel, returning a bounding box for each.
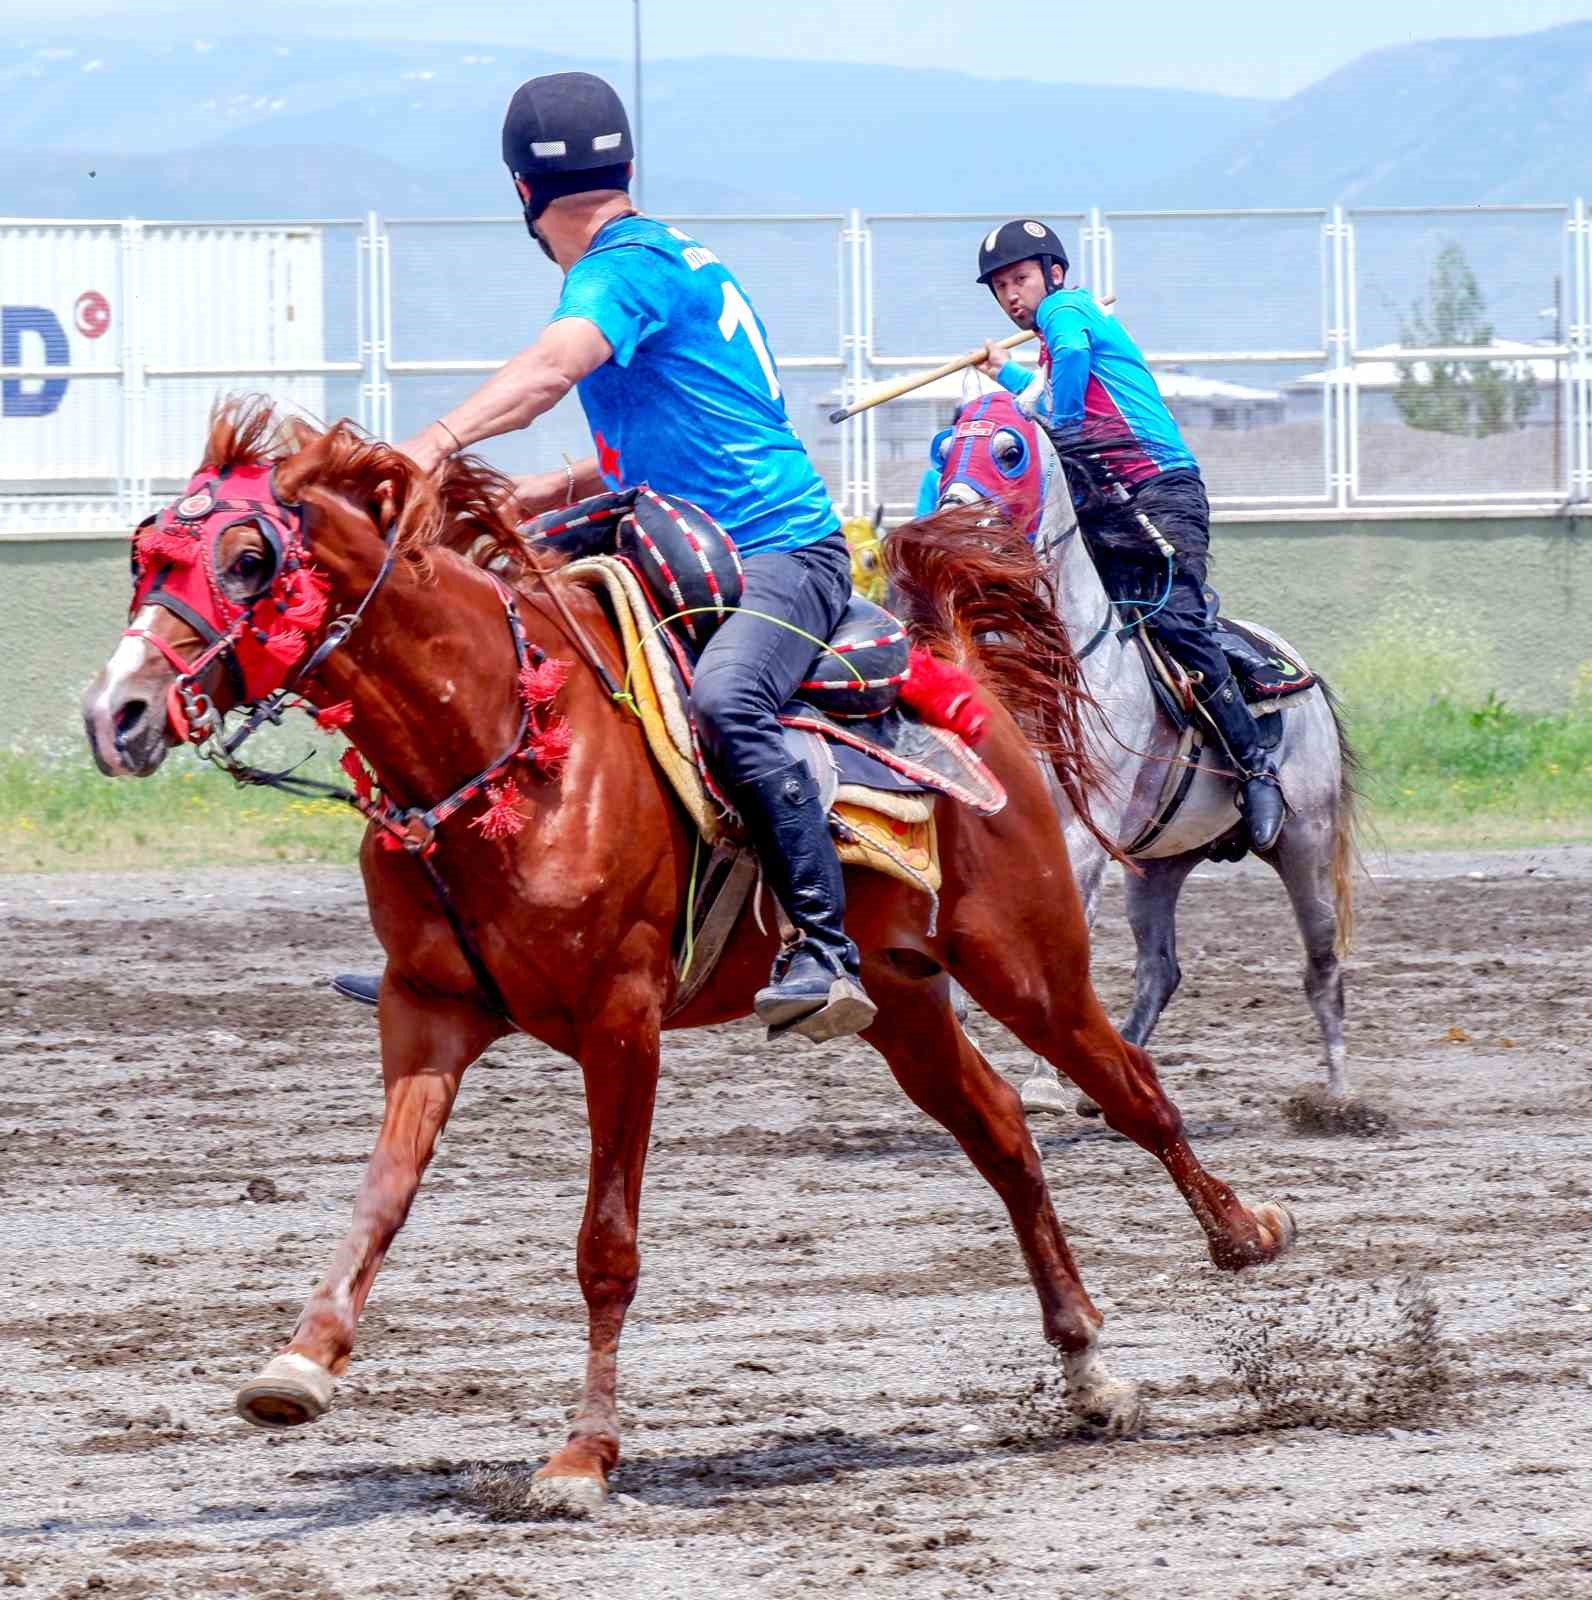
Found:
[519,655,572,708]
[261,625,308,669]
[470,778,528,840]
[900,647,992,746]
[340,746,375,803]
[137,527,200,566]
[280,567,331,631]
[313,699,355,732]
[527,715,573,775]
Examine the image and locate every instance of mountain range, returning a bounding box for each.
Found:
[3,20,1590,219]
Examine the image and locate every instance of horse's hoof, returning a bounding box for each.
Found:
[1253,1200,1298,1259]
[1062,1350,1143,1438]
[527,1472,607,1520]
[235,1352,335,1430]
[1019,1071,1072,1118]
[1074,1379,1144,1439]
[1074,1093,1103,1119]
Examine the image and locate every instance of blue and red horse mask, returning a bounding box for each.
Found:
[930,391,1053,538]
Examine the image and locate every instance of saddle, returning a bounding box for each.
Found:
[1119,592,1316,861]
[524,491,1008,1012]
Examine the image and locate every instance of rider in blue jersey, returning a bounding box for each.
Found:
[971,220,1283,852]
[334,72,872,1041]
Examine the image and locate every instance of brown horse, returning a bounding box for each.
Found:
[81,402,1294,1513]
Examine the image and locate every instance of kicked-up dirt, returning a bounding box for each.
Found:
[0,846,1589,1599]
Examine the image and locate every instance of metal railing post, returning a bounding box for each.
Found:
[362,211,393,441]
[119,218,147,522]
[841,207,868,519]
[1571,197,1591,503]
[1325,204,1353,512]
[861,215,877,518]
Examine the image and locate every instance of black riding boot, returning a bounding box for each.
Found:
[330,973,379,1007]
[734,760,876,1043]
[1199,673,1286,852]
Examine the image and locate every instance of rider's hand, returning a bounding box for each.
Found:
[973,339,1008,380]
[509,470,566,517]
[392,424,452,475]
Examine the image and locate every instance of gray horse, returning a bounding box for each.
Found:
[927,392,1359,1116]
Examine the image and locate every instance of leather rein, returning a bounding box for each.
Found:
[132,492,603,1028]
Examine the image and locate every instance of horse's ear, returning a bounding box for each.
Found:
[274,423,339,501]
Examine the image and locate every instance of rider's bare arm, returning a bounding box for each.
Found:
[510,455,603,516]
[395,317,613,472]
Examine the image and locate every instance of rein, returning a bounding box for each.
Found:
[130,474,564,1029]
[205,572,541,1025]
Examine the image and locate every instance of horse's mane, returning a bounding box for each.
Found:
[200,396,549,583]
[885,500,1124,863]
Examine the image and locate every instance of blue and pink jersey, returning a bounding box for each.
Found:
[995,289,1197,486]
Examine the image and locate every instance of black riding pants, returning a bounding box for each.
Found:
[691,532,854,789]
[1091,469,1230,693]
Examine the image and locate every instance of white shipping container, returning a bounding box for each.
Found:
[0,222,328,493]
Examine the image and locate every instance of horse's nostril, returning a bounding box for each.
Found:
[115,699,148,737]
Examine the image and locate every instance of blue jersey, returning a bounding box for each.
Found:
[549,215,840,557]
[996,289,1197,487]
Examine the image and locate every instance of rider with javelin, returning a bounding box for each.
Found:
[338,72,873,1042]
[972,220,1284,852]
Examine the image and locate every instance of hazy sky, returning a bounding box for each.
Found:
[7,0,1592,97]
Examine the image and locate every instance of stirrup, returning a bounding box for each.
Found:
[756,943,875,1043]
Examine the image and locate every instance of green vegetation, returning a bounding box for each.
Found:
[0,745,361,873]
[1393,243,1540,438]
[1332,603,1592,848]
[4,609,1588,871]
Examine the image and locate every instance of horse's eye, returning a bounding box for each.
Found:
[992,429,1026,472]
[234,550,266,577]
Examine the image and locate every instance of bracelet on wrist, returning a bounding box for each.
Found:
[434,418,464,454]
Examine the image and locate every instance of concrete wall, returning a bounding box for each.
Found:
[3,516,1588,748]
[1207,516,1588,711]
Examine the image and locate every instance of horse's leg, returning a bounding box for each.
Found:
[533,994,662,1512]
[862,953,1141,1434]
[1074,851,1202,1119]
[1270,817,1348,1098]
[950,925,1294,1272]
[235,985,501,1427]
[1021,837,1113,1118]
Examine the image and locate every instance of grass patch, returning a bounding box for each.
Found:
[6,604,1589,872]
[1332,606,1592,851]
[0,746,362,873]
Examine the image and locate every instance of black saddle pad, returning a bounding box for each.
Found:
[1214,617,1316,698]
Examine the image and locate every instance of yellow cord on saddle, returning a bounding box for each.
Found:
[612,604,867,719]
[680,831,703,982]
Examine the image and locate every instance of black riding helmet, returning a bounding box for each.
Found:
[502,72,634,250]
[976,219,1070,296]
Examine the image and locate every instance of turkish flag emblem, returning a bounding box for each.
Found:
[594,430,623,485]
[75,291,111,339]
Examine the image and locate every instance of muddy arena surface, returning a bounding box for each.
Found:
[2,848,1590,1599]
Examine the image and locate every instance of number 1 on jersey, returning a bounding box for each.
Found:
[717,282,782,401]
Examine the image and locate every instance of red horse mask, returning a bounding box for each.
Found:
[127,463,331,718]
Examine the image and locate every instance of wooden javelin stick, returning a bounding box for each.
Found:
[827,295,1116,424]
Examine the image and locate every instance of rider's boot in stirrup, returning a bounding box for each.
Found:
[330,973,380,1007]
[1199,673,1286,853]
[734,760,876,1043]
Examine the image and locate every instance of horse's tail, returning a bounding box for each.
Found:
[1319,676,1363,958]
[883,501,1124,863]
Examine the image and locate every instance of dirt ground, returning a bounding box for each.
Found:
[1,845,1589,1599]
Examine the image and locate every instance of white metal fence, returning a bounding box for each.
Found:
[3,202,1589,537]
